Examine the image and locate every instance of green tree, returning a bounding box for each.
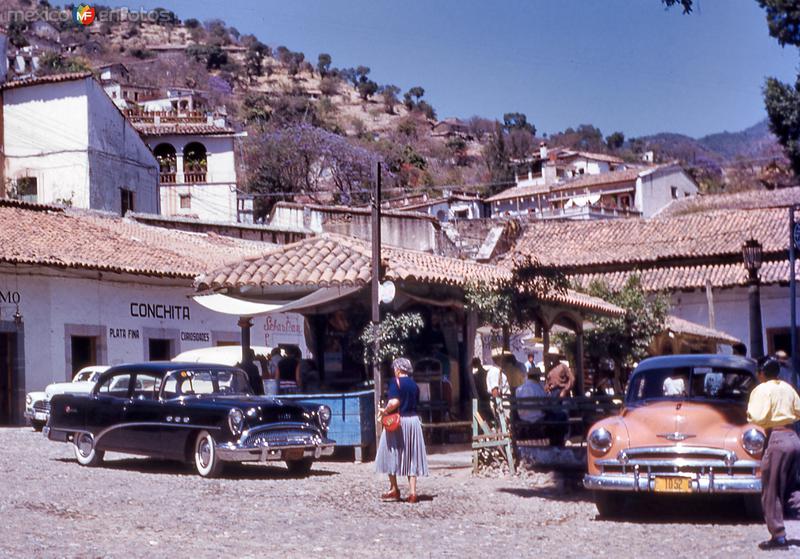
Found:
[36,52,91,76]
[357,79,379,100]
[359,312,425,367]
[558,275,670,380]
[483,121,513,189]
[244,39,269,80]
[317,53,332,76]
[606,131,625,150]
[502,112,536,135]
[7,20,28,48]
[380,84,401,114]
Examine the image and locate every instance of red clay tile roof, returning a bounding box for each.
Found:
[0,199,272,279]
[196,233,624,316]
[666,316,741,345]
[132,123,235,136]
[0,72,93,90]
[509,207,788,270]
[654,186,800,218]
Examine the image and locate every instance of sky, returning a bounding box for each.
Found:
[125,0,799,139]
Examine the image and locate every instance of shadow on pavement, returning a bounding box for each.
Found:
[593,494,762,525]
[496,487,594,503]
[53,457,337,479]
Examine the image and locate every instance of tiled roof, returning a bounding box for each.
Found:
[666,316,741,345]
[0,199,272,279]
[655,186,800,218]
[571,259,797,292]
[0,71,93,90]
[132,123,235,136]
[509,207,788,270]
[195,233,624,316]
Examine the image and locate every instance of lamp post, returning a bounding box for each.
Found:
[742,238,764,360]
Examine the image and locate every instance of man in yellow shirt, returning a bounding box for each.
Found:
[747,358,800,550]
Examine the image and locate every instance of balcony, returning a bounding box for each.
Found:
[183,172,207,184]
[159,172,177,184]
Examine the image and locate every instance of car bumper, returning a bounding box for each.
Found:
[215,424,335,463]
[23,409,49,423]
[583,473,761,494]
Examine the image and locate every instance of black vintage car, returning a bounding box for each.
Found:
[45,362,335,477]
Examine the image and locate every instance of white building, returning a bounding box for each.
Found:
[488,164,698,219]
[0,199,308,425]
[130,119,240,222]
[384,191,485,222]
[1,72,160,214]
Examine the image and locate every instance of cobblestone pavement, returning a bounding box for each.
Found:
[1,427,798,558]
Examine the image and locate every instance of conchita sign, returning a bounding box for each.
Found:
[130,302,190,321]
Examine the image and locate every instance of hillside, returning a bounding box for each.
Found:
[2,1,793,198]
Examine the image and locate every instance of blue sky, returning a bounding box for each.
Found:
[127,0,798,138]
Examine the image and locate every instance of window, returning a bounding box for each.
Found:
[120,188,134,215]
[14,177,37,203]
[671,186,678,199]
[70,336,97,378]
[98,373,132,397]
[132,373,161,400]
[148,338,173,361]
[767,327,799,358]
[179,193,191,209]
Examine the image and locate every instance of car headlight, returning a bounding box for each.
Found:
[318,405,331,428]
[588,427,613,454]
[742,428,766,456]
[26,395,32,406]
[228,408,245,435]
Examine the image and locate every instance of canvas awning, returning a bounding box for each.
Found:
[193,285,363,317]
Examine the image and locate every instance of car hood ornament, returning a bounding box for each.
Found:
[657,432,696,442]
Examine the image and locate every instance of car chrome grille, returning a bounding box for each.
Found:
[596,445,759,476]
[32,401,50,413]
[243,428,317,449]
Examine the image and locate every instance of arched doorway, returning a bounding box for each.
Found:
[153,143,177,184]
[183,142,207,183]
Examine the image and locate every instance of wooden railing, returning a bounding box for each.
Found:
[159,172,176,184]
[183,172,207,184]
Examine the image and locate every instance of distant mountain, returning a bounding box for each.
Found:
[637,119,783,166]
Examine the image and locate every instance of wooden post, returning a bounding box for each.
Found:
[575,328,585,397]
[238,316,253,366]
[371,163,382,441]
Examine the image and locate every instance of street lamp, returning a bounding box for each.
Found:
[742,238,764,359]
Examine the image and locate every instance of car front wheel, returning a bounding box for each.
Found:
[73,432,104,467]
[286,457,314,477]
[194,430,224,478]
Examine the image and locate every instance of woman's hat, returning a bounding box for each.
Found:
[392,357,413,373]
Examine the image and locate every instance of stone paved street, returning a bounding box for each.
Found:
[0,427,797,558]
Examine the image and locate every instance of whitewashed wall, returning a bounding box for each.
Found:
[3,77,159,213]
[635,168,698,217]
[0,266,307,396]
[669,284,799,356]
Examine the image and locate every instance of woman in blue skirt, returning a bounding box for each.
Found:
[375,357,429,503]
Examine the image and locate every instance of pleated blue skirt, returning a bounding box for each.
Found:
[375,415,429,477]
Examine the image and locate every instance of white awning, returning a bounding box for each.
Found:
[565,194,601,208]
[193,285,363,317]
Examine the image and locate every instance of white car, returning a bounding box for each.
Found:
[24,366,109,431]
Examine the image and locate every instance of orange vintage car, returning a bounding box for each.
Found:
[583,354,765,517]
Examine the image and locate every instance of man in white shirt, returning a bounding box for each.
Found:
[485,358,510,426]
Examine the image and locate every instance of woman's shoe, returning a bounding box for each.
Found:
[407,494,419,504]
[381,488,400,501]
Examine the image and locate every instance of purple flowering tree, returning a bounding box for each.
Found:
[246,124,382,211]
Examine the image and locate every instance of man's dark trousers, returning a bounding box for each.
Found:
[761,429,800,538]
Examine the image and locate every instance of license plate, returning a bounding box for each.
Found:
[34,412,48,421]
[654,476,691,493]
[283,449,304,460]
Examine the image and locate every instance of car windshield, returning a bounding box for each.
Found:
[627,366,755,404]
[162,369,253,398]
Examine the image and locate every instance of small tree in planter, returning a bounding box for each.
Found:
[359,312,425,369]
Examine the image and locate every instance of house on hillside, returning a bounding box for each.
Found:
[384,191,486,221]
[98,62,158,110]
[488,163,697,219]
[505,199,798,359]
[0,72,160,214]
[512,144,627,189]
[128,114,240,223]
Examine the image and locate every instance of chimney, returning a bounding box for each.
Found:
[539,141,548,160]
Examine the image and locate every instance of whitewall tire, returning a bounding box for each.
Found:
[73,432,104,467]
[194,430,224,478]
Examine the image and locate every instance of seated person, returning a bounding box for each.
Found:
[514,368,568,446]
[515,370,546,423]
[703,371,725,397]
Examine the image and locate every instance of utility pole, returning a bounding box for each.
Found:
[371,163,382,440]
